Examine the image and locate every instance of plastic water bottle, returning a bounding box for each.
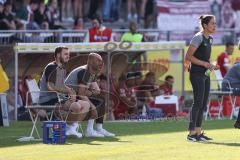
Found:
[205,69,211,77]
[205,61,217,77]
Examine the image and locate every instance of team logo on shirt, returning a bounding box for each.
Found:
[209,38,213,44]
[94,35,108,41]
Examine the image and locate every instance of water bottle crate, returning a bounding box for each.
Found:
[43,121,66,144]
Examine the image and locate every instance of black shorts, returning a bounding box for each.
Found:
[40,98,59,105]
[89,96,104,108]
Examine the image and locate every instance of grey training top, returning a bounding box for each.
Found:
[189,32,213,74]
[39,62,67,103]
[190,32,203,48]
[65,65,97,93]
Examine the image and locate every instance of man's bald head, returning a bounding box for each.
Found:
[88,52,103,62]
[87,52,103,74]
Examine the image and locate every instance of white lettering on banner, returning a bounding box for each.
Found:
[157,0,211,31]
[170,8,210,14]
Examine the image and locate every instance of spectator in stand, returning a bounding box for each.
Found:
[40,20,49,30]
[45,0,64,29]
[159,75,174,95]
[86,14,112,42]
[73,17,83,31]
[127,0,137,21]
[34,0,48,28]
[139,0,147,22]
[16,0,39,29]
[0,1,16,30]
[102,0,120,22]
[126,0,146,22]
[61,0,73,22]
[0,1,3,14]
[71,17,84,42]
[121,21,144,43]
[0,2,5,27]
[217,42,234,77]
[73,0,84,21]
[144,0,155,28]
[88,0,100,19]
[114,74,137,119]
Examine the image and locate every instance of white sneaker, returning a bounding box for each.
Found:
[97,128,115,137]
[85,129,104,138]
[66,128,83,138]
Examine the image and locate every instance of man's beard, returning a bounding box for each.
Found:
[60,57,68,66]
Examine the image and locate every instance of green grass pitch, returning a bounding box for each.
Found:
[0,119,240,160]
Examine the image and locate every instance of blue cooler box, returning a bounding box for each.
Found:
[43,121,66,144]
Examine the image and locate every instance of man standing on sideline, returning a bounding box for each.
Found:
[39,46,90,138]
[65,53,115,137]
[217,42,234,77]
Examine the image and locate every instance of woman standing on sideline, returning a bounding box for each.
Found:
[185,15,219,142]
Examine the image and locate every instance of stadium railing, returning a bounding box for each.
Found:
[0,28,237,44]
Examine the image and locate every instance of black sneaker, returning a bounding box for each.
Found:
[234,122,240,129]
[198,132,213,141]
[187,134,198,142]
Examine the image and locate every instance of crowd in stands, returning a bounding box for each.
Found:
[0,0,156,31]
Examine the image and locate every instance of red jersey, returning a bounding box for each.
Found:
[88,27,112,42]
[217,52,230,77]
